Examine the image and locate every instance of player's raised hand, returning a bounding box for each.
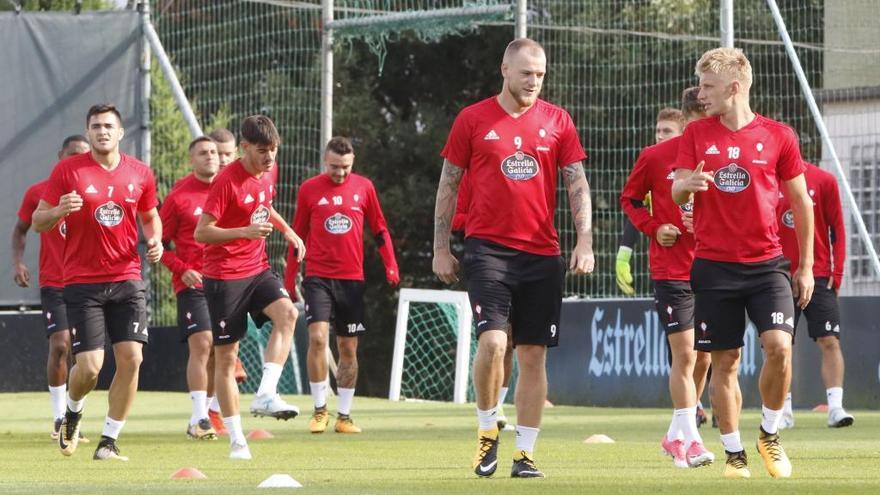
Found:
[432,250,459,285]
[655,224,681,247]
[58,190,83,216]
[242,222,273,240]
[569,241,595,275]
[791,267,815,309]
[181,269,203,288]
[284,229,306,262]
[684,162,714,193]
[145,238,163,263]
[13,262,30,288]
[386,266,400,287]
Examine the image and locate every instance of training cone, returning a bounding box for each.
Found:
[813,404,829,412]
[247,429,275,440]
[258,474,302,488]
[170,467,207,480]
[583,434,615,444]
[544,399,555,408]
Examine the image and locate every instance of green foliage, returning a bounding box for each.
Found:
[0,0,110,12]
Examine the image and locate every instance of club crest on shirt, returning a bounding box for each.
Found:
[500,151,539,181]
[781,209,795,229]
[713,163,750,193]
[59,221,67,238]
[679,201,693,213]
[324,213,353,234]
[94,201,124,227]
[250,205,270,224]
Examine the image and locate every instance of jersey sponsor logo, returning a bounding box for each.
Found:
[94,201,124,227]
[704,144,720,155]
[85,184,98,194]
[244,194,255,204]
[250,204,270,224]
[484,129,500,140]
[536,145,551,151]
[713,163,750,193]
[752,159,768,165]
[500,151,539,181]
[679,201,693,213]
[324,212,353,234]
[318,197,329,206]
[59,221,67,239]
[781,209,795,229]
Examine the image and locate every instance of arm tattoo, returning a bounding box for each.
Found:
[562,162,592,238]
[433,160,464,251]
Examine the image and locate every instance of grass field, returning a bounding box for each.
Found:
[1,391,878,494]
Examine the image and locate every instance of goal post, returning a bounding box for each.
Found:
[389,288,473,404]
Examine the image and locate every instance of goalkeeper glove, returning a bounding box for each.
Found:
[615,246,635,296]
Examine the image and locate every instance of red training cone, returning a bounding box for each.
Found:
[170,467,207,480]
[812,404,828,412]
[247,429,275,439]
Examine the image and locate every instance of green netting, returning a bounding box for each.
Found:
[237,318,302,395]
[400,301,517,403]
[399,302,459,401]
[331,0,512,72]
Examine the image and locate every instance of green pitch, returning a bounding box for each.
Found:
[1,391,878,494]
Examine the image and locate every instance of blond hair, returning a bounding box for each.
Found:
[503,38,545,62]
[695,48,752,90]
[655,107,685,129]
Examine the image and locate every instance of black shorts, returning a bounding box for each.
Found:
[40,287,69,337]
[204,270,290,346]
[463,237,565,348]
[302,276,366,337]
[653,280,695,334]
[691,256,795,351]
[64,280,149,354]
[176,288,212,343]
[794,277,841,341]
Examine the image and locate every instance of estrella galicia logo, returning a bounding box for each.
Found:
[781,209,795,229]
[713,163,750,193]
[94,201,124,227]
[325,213,353,234]
[500,151,539,181]
[679,201,693,213]
[250,204,270,224]
[59,221,67,239]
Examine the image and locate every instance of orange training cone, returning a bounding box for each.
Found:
[247,429,275,440]
[170,467,207,480]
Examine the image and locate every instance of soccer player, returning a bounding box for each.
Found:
[159,136,221,440]
[33,104,164,461]
[616,108,686,296]
[621,87,713,469]
[452,172,515,430]
[12,135,90,442]
[776,161,853,429]
[205,127,247,432]
[433,38,594,478]
[194,115,305,460]
[284,136,399,434]
[672,48,815,479]
[209,128,238,169]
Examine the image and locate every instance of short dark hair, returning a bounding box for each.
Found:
[240,115,280,146]
[208,128,236,144]
[61,134,88,150]
[188,136,215,152]
[325,136,354,156]
[655,107,685,128]
[86,103,122,126]
[681,86,705,120]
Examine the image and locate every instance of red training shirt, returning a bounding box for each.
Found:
[675,114,805,263]
[441,97,587,255]
[160,173,211,294]
[777,162,845,288]
[17,180,66,288]
[201,160,274,280]
[42,153,158,285]
[286,173,397,281]
[620,136,695,281]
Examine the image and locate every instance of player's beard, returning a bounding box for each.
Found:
[507,84,538,109]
